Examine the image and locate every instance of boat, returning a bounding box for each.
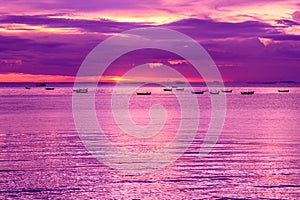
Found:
[176,88,184,91]
[36,82,46,87]
[221,89,232,93]
[45,87,55,90]
[25,87,31,89]
[191,91,204,94]
[171,85,178,88]
[278,89,289,93]
[241,91,254,95]
[210,90,220,95]
[163,88,172,91]
[73,88,88,93]
[136,92,151,95]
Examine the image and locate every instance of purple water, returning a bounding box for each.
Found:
[0,85,299,199]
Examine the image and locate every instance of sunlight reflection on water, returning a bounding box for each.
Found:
[0,86,299,199]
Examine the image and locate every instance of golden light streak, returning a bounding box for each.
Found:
[0,73,209,83]
[0,24,81,34]
[76,10,182,25]
[0,73,75,82]
[0,73,126,83]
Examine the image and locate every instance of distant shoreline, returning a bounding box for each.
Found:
[0,81,299,88]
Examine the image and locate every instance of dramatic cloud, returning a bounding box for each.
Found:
[163,18,277,40]
[0,15,145,33]
[0,1,299,82]
[0,0,154,12]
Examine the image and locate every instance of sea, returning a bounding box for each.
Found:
[0,82,299,199]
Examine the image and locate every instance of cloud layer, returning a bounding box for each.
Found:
[0,1,299,82]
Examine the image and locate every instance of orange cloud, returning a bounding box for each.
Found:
[258,37,280,46]
[168,59,188,65]
[0,73,129,82]
[0,73,75,82]
[0,73,226,83]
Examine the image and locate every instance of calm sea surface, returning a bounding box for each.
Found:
[0,85,299,199]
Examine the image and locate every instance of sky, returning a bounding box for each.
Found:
[0,0,300,82]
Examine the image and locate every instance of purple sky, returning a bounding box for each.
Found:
[0,0,299,82]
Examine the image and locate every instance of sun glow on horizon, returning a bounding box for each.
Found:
[0,73,209,83]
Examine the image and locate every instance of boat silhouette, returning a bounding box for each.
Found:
[221,89,232,93]
[278,89,289,93]
[210,90,220,95]
[191,91,204,94]
[136,92,151,95]
[45,87,55,90]
[163,88,172,91]
[241,91,254,95]
[73,88,88,93]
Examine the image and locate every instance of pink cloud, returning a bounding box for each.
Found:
[292,11,300,22]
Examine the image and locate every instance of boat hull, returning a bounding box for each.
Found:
[278,90,289,93]
[163,89,172,91]
[192,91,204,94]
[221,90,232,93]
[210,91,220,95]
[73,89,88,93]
[241,91,254,95]
[136,92,151,95]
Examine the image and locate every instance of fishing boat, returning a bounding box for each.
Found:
[45,87,55,90]
[241,91,254,95]
[36,82,46,87]
[25,87,31,89]
[136,92,151,95]
[278,89,289,93]
[176,88,184,91]
[221,89,232,93]
[191,91,204,94]
[163,88,172,91]
[210,90,220,95]
[73,88,88,93]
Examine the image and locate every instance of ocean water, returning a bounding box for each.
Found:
[0,85,299,199]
